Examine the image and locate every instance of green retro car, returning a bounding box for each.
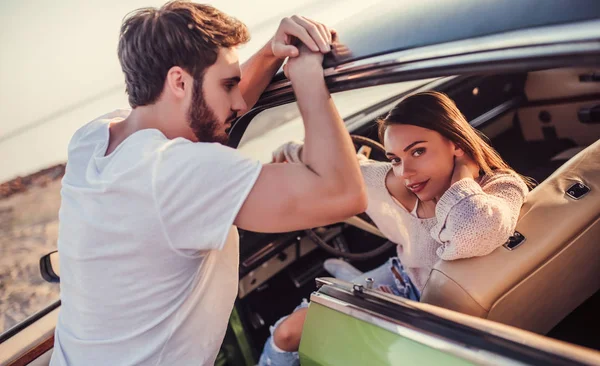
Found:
[2,0,600,365]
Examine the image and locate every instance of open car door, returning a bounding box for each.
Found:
[301,278,600,366]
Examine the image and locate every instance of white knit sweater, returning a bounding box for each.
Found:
[277,141,529,291]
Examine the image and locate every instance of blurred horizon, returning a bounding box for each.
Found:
[0,0,377,183]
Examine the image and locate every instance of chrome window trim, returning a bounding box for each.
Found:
[325,42,600,85]
[310,292,524,366]
[265,19,600,94]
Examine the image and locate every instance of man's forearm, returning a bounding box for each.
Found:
[292,67,362,189]
[239,41,284,110]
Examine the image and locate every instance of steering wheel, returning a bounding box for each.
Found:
[349,134,388,161]
[305,135,396,261]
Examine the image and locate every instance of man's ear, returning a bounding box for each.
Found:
[165,66,188,99]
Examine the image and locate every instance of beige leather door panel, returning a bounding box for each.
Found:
[518,100,600,146]
[525,68,600,101]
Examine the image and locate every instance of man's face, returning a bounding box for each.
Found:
[188,47,247,144]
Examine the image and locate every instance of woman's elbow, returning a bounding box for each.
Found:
[465,228,513,257]
[440,230,509,260]
[470,209,516,250]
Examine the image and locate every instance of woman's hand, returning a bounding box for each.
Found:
[272,144,290,163]
[451,154,480,185]
[271,141,303,163]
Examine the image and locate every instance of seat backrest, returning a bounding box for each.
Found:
[421,139,600,334]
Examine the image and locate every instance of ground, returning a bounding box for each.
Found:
[0,171,62,334]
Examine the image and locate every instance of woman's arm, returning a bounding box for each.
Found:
[272,140,393,201]
[273,140,382,170]
[431,172,528,260]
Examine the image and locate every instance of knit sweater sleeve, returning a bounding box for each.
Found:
[275,140,390,183]
[273,140,304,164]
[431,172,528,260]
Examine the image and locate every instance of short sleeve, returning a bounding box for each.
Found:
[153,139,261,256]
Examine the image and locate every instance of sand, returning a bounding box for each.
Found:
[0,176,62,334]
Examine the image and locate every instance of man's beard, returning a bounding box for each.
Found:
[188,78,231,145]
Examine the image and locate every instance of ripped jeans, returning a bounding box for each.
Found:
[258,257,419,366]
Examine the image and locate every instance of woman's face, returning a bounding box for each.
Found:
[383,124,460,202]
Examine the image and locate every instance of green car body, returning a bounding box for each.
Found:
[300,302,472,366]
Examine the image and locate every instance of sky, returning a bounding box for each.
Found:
[0,0,379,182]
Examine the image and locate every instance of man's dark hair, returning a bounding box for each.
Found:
[118,1,250,108]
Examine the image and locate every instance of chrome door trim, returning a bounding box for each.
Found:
[326,42,600,85]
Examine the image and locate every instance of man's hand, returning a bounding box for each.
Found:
[451,154,480,185]
[239,16,334,110]
[271,16,334,59]
[283,44,325,81]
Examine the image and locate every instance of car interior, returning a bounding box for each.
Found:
[233,66,600,355]
[2,66,598,365]
[420,68,600,350]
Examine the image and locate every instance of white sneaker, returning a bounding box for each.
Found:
[323,259,363,281]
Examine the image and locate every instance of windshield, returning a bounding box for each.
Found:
[237,79,436,163]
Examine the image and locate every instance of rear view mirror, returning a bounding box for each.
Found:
[40,250,60,283]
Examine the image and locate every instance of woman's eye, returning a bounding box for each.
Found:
[390,157,401,165]
[412,148,425,157]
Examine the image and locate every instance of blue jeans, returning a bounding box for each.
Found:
[356,257,420,301]
[258,257,419,366]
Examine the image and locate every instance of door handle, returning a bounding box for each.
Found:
[579,73,600,82]
[578,104,600,124]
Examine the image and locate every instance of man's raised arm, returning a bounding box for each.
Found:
[235,45,366,233]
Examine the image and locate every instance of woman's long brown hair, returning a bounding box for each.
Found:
[378,91,534,188]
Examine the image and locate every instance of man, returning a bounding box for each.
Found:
[51,1,366,365]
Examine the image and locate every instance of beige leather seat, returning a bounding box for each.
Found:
[421,139,600,334]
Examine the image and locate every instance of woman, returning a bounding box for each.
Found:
[259,91,531,366]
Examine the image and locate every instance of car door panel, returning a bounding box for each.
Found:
[519,100,600,146]
[524,68,600,101]
[301,280,600,366]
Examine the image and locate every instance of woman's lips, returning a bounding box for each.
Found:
[407,179,429,194]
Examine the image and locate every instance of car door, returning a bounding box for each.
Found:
[300,278,600,366]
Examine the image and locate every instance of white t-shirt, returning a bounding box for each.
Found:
[50,110,261,366]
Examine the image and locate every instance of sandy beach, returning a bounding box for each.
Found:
[0,166,63,333]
